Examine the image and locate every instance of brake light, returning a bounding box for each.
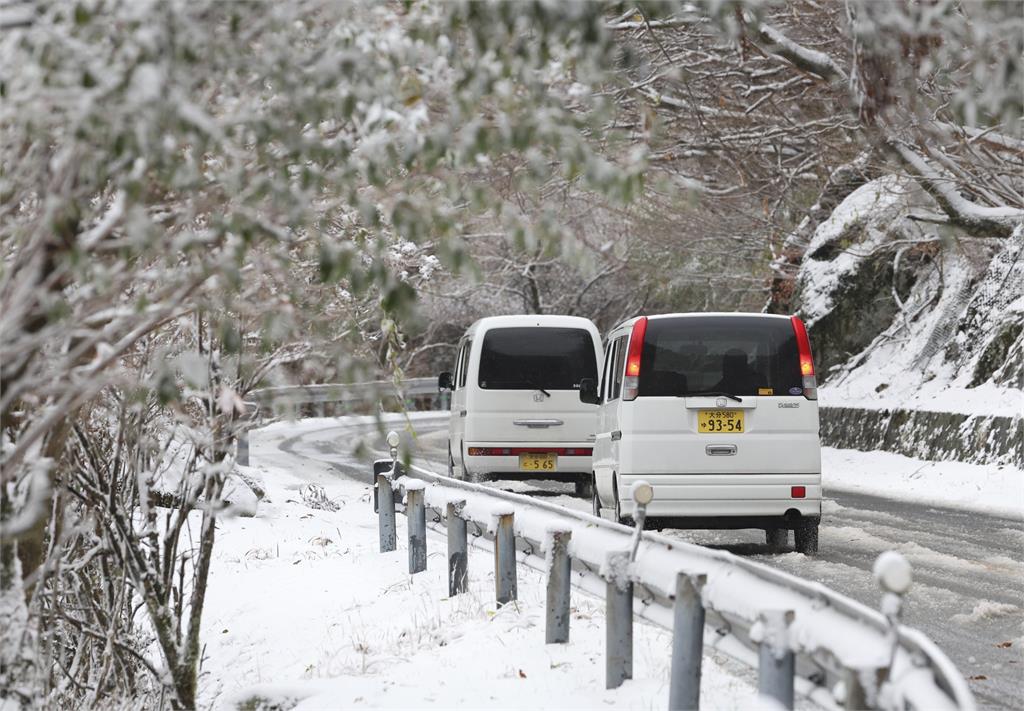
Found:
[791,486,806,499]
[790,316,817,401]
[466,447,593,457]
[622,316,648,401]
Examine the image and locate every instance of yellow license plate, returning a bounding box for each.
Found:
[698,410,744,433]
[519,452,557,471]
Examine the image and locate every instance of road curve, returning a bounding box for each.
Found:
[267,414,1023,711]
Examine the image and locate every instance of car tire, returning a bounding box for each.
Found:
[612,478,629,526]
[575,476,594,499]
[591,479,602,517]
[467,469,492,484]
[795,523,819,555]
[447,444,455,478]
[765,528,788,552]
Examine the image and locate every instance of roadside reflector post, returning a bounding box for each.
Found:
[669,572,707,711]
[872,549,911,703]
[447,500,468,596]
[494,510,517,606]
[406,481,427,574]
[605,550,634,689]
[757,610,795,710]
[545,528,572,644]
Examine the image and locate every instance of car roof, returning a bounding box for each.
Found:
[463,314,600,339]
[608,312,792,336]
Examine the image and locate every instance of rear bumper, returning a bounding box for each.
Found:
[463,443,593,476]
[616,473,822,521]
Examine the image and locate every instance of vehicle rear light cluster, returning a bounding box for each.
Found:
[791,486,806,499]
[622,316,648,401]
[466,447,593,457]
[790,316,817,401]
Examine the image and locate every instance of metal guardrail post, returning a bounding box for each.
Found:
[842,666,889,710]
[494,510,517,606]
[758,610,795,710]
[237,428,249,466]
[605,481,651,690]
[605,550,633,689]
[545,528,572,644]
[447,500,468,596]
[669,572,707,711]
[406,483,427,574]
[377,471,396,553]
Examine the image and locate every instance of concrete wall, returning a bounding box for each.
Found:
[820,407,1023,468]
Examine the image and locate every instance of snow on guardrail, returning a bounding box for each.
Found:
[241,379,975,710]
[379,457,974,711]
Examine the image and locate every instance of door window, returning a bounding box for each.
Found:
[600,339,616,402]
[610,335,627,400]
[457,340,471,388]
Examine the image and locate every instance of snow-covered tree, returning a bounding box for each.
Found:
[0,2,642,706]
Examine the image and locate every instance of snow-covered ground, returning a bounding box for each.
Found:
[200,416,760,709]
[822,447,1023,520]
[819,379,1023,419]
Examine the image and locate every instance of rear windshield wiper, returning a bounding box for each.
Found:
[517,376,551,397]
[677,390,743,403]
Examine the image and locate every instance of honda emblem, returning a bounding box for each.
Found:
[716,397,727,408]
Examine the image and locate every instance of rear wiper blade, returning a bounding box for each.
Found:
[517,376,551,397]
[677,390,743,403]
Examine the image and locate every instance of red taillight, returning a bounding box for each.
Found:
[791,316,814,376]
[625,316,647,376]
[790,316,818,400]
[791,486,806,499]
[622,316,648,401]
[466,447,593,457]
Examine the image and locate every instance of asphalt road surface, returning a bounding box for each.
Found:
[270,414,1024,710]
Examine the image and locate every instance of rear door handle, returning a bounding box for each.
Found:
[459,410,467,417]
[611,430,622,441]
[513,419,563,428]
[705,444,736,456]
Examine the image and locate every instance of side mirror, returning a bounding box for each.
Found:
[438,371,454,391]
[579,378,599,405]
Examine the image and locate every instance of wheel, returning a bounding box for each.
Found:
[591,476,602,517]
[765,528,788,552]
[447,444,455,478]
[795,523,819,555]
[466,469,492,484]
[612,478,629,525]
[575,476,594,499]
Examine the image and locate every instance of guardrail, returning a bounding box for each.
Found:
[238,377,440,465]
[371,442,974,711]
[239,379,975,710]
[250,376,439,408]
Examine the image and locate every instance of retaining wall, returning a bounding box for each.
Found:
[820,407,1023,468]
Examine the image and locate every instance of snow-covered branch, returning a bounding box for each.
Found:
[888,139,1024,238]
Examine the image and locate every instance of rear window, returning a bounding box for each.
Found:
[478,327,597,391]
[638,316,802,397]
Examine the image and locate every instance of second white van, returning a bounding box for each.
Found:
[439,315,603,494]
[580,312,823,553]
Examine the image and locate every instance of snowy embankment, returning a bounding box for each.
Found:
[200,417,758,710]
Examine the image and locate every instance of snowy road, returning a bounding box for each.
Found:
[270,413,1023,711]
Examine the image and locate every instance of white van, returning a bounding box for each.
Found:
[439,315,603,494]
[580,313,822,554]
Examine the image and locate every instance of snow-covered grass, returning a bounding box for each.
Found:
[199,417,759,709]
[822,447,1023,520]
